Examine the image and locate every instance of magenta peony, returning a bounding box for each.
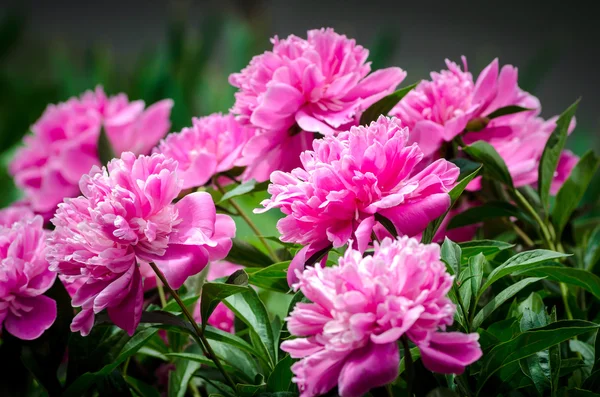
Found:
[229,28,406,181]
[0,216,57,340]
[391,57,577,191]
[281,236,482,397]
[256,116,458,284]
[9,86,173,215]
[47,152,235,336]
[193,261,243,333]
[155,113,253,189]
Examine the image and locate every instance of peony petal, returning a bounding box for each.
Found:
[338,342,399,397]
[4,295,57,340]
[379,193,450,237]
[154,244,210,289]
[107,266,144,336]
[354,216,375,253]
[172,192,217,246]
[418,332,482,374]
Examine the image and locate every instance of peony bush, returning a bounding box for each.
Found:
[0,27,599,397]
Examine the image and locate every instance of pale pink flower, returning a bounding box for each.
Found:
[47,152,235,336]
[193,261,243,333]
[256,116,458,285]
[229,28,406,181]
[155,113,253,189]
[10,86,173,215]
[281,237,482,397]
[0,216,57,340]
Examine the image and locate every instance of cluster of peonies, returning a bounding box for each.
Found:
[9,87,173,217]
[281,237,482,397]
[257,116,459,284]
[0,26,581,396]
[46,152,235,336]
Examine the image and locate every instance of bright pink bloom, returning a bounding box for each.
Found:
[193,261,243,333]
[256,116,458,285]
[230,28,406,181]
[463,112,578,192]
[391,57,535,157]
[0,205,35,227]
[10,86,173,215]
[155,113,253,189]
[281,237,482,397]
[47,152,235,336]
[391,57,577,191]
[0,216,57,340]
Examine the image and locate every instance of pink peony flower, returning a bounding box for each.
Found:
[281,236,482,397]
[256,116,459,285]
[10,86,173,215]
[47,152,235,336]
[229,28,406,181]
[0,216,57,340]
[0,205,35,227]
[463,111,578,192]
[391,57,577,191]
[155,113,254,189]
[193,261,243,333]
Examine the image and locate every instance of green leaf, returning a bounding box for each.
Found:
[225,239,274,268]
[164,352,237,374]
[224,289,277,368]
[248,261,291,293]
[204,325,269,370]
[219,179,268,203]
[267,355,294,392]
[359,82,418,125]
[463,141,513,188]
[473,277,545,329]
[96,370,132,397]
[486,105,532,119]
[459,240,514,262]
[570,340,594,378]
[127,377,161,397]
[98,126,116,166]
[458,253,484,315]
[570,389,600,397]
[236,380,267,397]
[518,302,551,396]
[399,347,421,375]
[448,202,533,229]
[585,224,600,272]
[552,151,600,237]
[168,350,202,397]
[538,99,580,208]
[201,270,249,330]
[515,266,600,299]
[421,164,482,243]
[479,250,570,298]
[441,237,462,276]
[374,212,398,237]
[426,388,460,397]
[476,320,600,394]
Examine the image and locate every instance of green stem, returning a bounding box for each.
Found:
[513,190,574,321]
[214,179,280,262]
[513,190,555,249]
[157,281,167,308]
[401,336,414,397]
[148,262,236,389]
[501,217,534,247]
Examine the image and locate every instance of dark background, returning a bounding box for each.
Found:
[0,0,598,204]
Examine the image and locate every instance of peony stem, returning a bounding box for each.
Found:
[157,281,167,308]
[213,179,280,262]
[401,336,414,397]
[148,262,236,389]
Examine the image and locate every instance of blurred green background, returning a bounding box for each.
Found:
[0,0,598,210]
